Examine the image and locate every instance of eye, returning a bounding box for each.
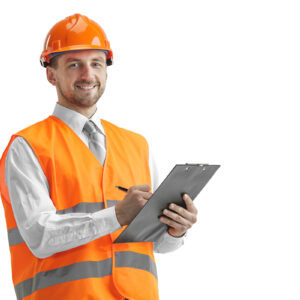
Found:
[93,62,104,68]
[68,63,79,68]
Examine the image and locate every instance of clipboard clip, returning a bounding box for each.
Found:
[185,163,208,172]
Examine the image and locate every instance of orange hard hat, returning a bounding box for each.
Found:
[40,14,113,67]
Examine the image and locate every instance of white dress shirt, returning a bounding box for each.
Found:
[4,103,184,258]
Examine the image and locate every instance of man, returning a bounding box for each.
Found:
[0,14,198,300]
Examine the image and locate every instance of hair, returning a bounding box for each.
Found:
[49,56,60,69]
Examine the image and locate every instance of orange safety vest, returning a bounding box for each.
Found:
[0,116,159,300]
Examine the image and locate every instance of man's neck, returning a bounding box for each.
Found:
[57,101,97,119]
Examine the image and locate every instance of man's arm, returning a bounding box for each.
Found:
[5,137,122,258]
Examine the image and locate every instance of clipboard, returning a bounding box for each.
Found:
[114,163,220,244]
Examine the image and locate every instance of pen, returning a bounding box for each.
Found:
[115,185,128,192]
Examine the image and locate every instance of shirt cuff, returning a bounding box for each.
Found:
[164,231,187,243]
[93,206,122,233]
[153,230,186,253]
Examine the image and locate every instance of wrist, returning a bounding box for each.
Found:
[115,205,125,226]
[167,229,187,238]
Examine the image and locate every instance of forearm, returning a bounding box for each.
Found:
[21,207,121,258]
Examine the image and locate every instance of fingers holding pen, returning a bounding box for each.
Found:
[127,185,152,201]
[115,184,153,226]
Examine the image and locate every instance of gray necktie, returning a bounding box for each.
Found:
[83,120,106,165]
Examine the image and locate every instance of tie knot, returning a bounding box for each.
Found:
[83,120,98,137]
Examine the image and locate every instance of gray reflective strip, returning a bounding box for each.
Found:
[14,258,112,300]
[56,202,105,214]
[107,200,121,208]
[8,227,24,246]
[56,201,121,214]
[115,251,158,280]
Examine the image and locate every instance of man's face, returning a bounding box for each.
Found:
[47,50,107,110]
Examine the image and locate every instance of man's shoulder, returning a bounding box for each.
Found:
[16,117,53,136]
[101,119,148,143]
[0,118,52,166]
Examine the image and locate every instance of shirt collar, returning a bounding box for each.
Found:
[52,103,105,136]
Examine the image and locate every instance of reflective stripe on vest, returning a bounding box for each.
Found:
[0,117,158,300]
[14,252,157,300]
[8,227,24,247]
[56,199,120,214]
[15,259,112,300]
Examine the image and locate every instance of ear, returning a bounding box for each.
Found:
[46,67,57,86]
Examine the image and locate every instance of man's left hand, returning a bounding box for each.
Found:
[159,194,198,237]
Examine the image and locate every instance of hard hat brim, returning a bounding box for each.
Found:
[40,47,113,67]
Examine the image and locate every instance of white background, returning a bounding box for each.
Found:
[1,0,300,299]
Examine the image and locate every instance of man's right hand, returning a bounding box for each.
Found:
[115,184,152,226]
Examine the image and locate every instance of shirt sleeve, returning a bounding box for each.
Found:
[5,137,121,259]
[148,145,185,253]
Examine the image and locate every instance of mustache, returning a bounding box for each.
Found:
[75,80,99,86]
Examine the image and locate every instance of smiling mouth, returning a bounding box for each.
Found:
[76,85,97,90]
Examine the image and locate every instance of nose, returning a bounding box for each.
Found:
[80,64,93,81]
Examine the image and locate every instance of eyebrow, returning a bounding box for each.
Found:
[65,58,80,63]
[92,56,106,62]
[64,56,106,63]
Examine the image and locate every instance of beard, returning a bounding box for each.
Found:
[57,80,106,108]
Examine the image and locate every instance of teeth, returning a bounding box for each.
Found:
[77,85,95,90]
